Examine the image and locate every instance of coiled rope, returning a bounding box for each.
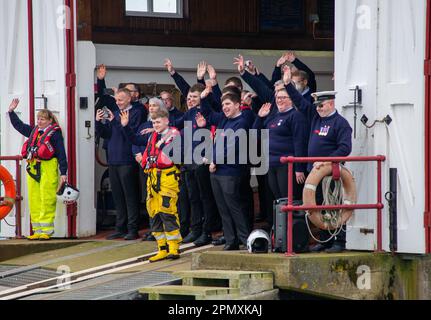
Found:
[305,176,347,243]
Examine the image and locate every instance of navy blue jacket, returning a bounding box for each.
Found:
[132,121,154,156]
[9,111,68,175]
[95,105,142,166]
[200,97,250,176]
[253,108,308,172]
[285,82,352,171]
[169,107,184,125]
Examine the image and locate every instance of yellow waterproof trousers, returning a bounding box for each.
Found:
[27,158,58,236]
[146,166,182,246]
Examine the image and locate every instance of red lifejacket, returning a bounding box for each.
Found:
[141,128,179,170]
[21,124,60,160]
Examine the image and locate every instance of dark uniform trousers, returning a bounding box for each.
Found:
[184,165,221,235]
[210,174,250,246]
[109,164,140,235]
[267,165,305,201]
[178,170,191,237]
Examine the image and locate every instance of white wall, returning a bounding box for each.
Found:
[0,1,96,238]
[76,41,97,237]
[0,0,30,237]
[94,44,335,94]
[335,0,427,253]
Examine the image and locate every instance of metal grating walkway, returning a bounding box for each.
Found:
[0,265,59,288]
[21,271,178,300]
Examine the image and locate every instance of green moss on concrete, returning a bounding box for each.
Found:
[0,240,89,263]
[0,241,104,265]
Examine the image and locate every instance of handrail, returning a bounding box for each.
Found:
[280,155,386,256]
[0,156,24,238]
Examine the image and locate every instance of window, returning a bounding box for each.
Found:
[125,0,183,18]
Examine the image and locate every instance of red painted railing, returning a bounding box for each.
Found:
[0,156,24,238]
[280,155,386,256]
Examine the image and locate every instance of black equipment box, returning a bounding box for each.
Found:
[272,198,309,253]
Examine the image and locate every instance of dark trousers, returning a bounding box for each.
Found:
[195,165,221,234]
[315,183,346,247]
[240,170,254,232]
[256,173,275,226]
[178,171,191,237]
[210,174,250,246]
[184,167,205,234]
[268,165,304,201]
[109,164,140,234]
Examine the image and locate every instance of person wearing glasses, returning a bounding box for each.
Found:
[283,66,352,254]
[252,90,309,202]
[159,91,184,125]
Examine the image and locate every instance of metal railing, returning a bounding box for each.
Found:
[0,156,24,238]
[280,155,386,256]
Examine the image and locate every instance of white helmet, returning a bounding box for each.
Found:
[247,229,271,253]
[57,183,80,202]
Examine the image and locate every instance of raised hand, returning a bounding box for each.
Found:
[258,103,272,118]
[97,64,107,80]
[246,60,257,75]
[119,110,129,127]
[276,54,288,67]
[197,61,208,80]
[282,65,292,85]
[164,58,175,75]
[233,55,245,75]
[207,64,217,81]
[200,85,213,99]
[242,92,254,106]
[8,98,20,112]
[195,112,207,128]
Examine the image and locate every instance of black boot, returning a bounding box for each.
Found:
[182,231,201,243]
[193,234,212,247]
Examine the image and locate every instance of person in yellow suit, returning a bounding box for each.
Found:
[8,99,68,240]
[119,108,182,262]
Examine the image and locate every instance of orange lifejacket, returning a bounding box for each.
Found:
[0,165,16,220]
[141,128,179,170]
[21,124,60,161]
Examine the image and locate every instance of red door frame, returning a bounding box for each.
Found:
[65,0,78,238]
[425,0,431,253]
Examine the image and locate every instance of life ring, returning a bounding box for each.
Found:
[0,165,16,220]
[303,162,356,230]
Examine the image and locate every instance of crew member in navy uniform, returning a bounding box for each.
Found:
[283,66,353,253]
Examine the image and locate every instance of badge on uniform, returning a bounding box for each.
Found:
[319,126,331,136]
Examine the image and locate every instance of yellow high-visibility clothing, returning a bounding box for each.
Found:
[146,166,182,245]
[27,158,58,236]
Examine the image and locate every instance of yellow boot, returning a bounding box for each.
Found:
[149,240,168,263]
[38,234,51,241]
[167,241,180,260]
[27,234,40,241]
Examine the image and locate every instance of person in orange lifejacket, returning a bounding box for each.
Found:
[8,99,68,240]
[120,108,182,262]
